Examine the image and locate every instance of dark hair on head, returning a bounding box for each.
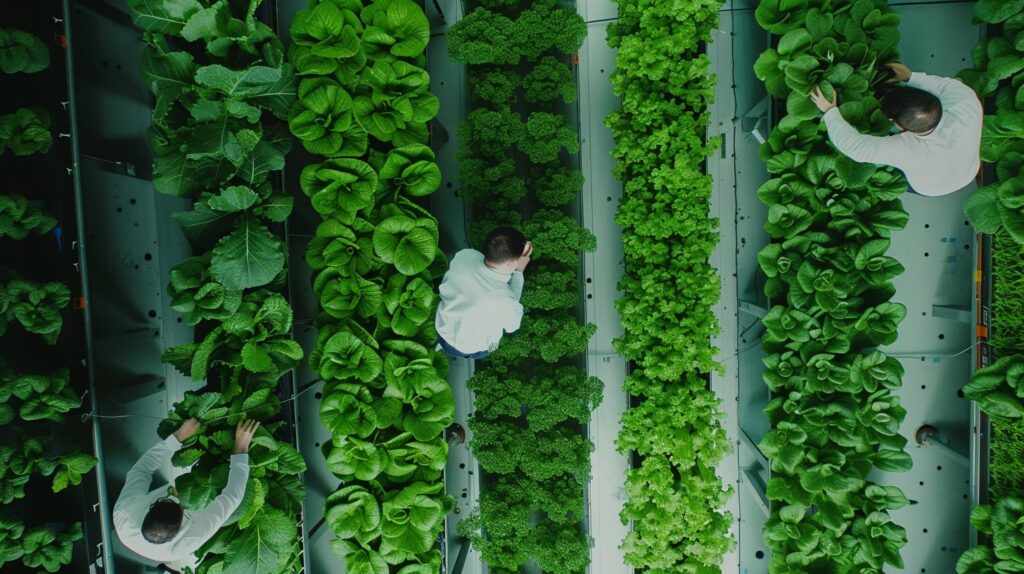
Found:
[142,499,183,544]
[484,226,527,264]
[881,86,942,134]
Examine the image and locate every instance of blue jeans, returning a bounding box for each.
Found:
[437,335,491,360]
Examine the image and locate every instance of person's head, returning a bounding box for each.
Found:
[483,226,527,272]
[142,498,184,544]
[881,86,942,135]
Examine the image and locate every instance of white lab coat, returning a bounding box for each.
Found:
[435,249,524,354]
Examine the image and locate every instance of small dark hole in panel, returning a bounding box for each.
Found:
[755,551,765,560]
[938,333,945,340]
[148,310,157,318]
[315,442,320,448]
[176,317,183,323]
[459,463,466,469]
[116,207,122,213]
[924,252,929,257]
[130,199,136,205]
[315,392,323,400]
[919,481,925,486]
[937,465,943,471]
[957,389,965,398]
[924,223,930,229]
[144,253,152,261]
[923,529,928,533]
[587,294,593,299]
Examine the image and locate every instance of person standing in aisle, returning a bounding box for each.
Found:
[113,418,259,573]
[809,61,983,197]
[435,226,533,359]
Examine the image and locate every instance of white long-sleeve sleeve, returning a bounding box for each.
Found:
[175,454,249,552]
[509,271,524,300]
[113,434,182,536]
[822,108,906,165]
[907,71,978,110]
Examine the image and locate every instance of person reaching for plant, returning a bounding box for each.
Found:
[809,61,982,197]
[112,418,259,573]
[434,226,532,360]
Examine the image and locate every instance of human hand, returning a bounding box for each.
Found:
[173,418,201,442]
[514,241,533,272]
[885,62,912,83]
[810,87,838,113]
[233,419,260,455]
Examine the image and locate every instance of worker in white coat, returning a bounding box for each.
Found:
[113,418,258,573]
[810,62,983,197]
[435,226,533,359]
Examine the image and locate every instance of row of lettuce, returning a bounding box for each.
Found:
[958,2,1024,572]
[286,0,455,571]
[605,0,733,570]
[0,23,94,573]
[753,0,915,571]
[446,0,602,571]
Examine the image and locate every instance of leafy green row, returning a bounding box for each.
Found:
[753,1,913,571]
[448,0,600,571]
[604,0,732,569]
[961,3,1024,240]
[284,0,454,571]
[126,0,308,571]
[957,5,1024,571]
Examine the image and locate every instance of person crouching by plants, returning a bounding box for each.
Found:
[435,226,532,360]
[809,61,982,197]
[112,418,259,574]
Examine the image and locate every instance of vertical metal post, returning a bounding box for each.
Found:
[61,0,116,570]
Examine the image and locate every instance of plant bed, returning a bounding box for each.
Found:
[124,0,309,571]
[752,0,915,570]
[447,0,601,571]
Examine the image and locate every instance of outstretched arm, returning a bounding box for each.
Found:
[906,71,978,109]
[822,108,903,165]
[811,86,903,165]
[172,420,257,555]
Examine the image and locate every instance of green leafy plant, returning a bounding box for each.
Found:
[286,0,450,569]
[17,522,83,573]
[0,194,56,239]
[0,108,52,157]
[0,274,70,345]
[0,363,79,424]
[957,497,1024,574]
[751,1,912,570]
[963,354,1024,421]
[0,28,49,74]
